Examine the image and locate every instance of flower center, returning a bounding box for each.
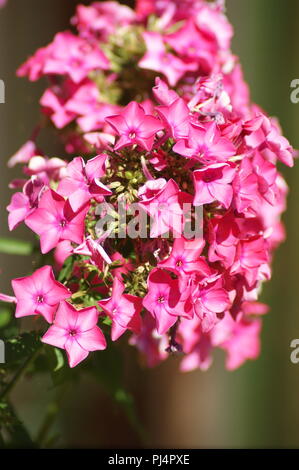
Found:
[60,219,67,228]
[69,328,77,337]
[70,57,81,68]
[36,294,44,304]
[157,295,165,304]
[129,131,136,139]
[176,258,183,267]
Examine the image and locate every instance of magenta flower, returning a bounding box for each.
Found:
[158,237,209,278]
[193,163,236,208]
[179,317,213,371]
[74,234,112,266]
[99,277,142,341]
[8,140,38,168]
[192,284,231,333]
[7,176,45,230]
[252,151,278,205]
[43,32,109,84]
[213,313,261,370]
[153,77,179,106]
[143,268,191,335]
[156,97,190,140]
[138,179,192,237]
[58,155,111,212]
[73,2,135,41]
[105,101,164,151]
[173,122,236,162]
[232,157,258,213]
[245,114,294,167]
[139,31,197,87]
[42,300,107,368]
[11,266,70,323]
[25,189,89,254]
[165,19,215,73]
[231,236,269,287]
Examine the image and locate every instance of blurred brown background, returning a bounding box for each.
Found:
[1,0,299,448]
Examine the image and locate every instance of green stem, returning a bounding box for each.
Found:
[0,347,41,401]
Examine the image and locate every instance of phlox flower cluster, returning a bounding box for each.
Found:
[3,0,295,370]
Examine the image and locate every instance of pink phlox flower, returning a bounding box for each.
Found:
[78,102,121,133]
[212,312,261,370]
[149,149,168,171]
[7,176,45,230]
[25,189,89,254]
[105,101,164,151]
[143,268,192,335]
[139,31,197,87]
[25,156,67,184]
[40,81,78,129]
[191,280,231,333]
[110,252,134,280]
[232,157,258,213]
[165,19,215,73]
[178,316,213,371]
[54,241,74,270]
[17,44,52,81]
[12,266,70,323]
[74,233,112,265]
[138,178,167,201]
[195,4,233,50]
[158,237,209,278]
[99,277,142,341]
[83,131,115,150]
[8,140,39,168]
[72,2,136,41]
[173,121,236,163]
[231,236,269,287]
[193,162,235,208]
[64,79,100,116]
[244,114,294,167]
[58,154,111,211]
[152,77,179,106]
[43,32,109,83]
[42,300,106,368]
[138,178,192,237]
[156,97,190,139]
[208,211,240,268]
[251,151,278,205]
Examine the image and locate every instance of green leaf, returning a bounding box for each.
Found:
[53,348,64,372]
[0,238,33,256]
[57,255,73,283]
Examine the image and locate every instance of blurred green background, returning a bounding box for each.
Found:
[1,0,299,448]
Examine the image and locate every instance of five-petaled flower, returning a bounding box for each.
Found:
[99,277,142,341]
[105,101,164,151]
[25,189,89,254]
[12,266,70,323]
[42,300,107,367]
